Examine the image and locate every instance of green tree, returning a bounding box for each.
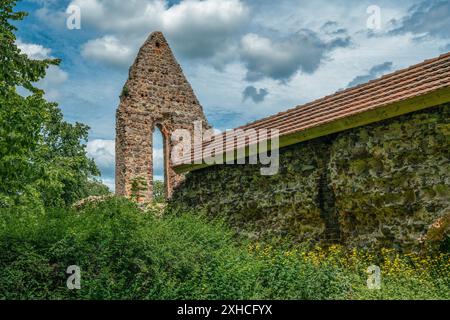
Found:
[0,0,100,207]
[0,0,59,93]
[81,179,111,198]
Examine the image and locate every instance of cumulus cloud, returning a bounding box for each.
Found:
[346,61,393,88]
[242,85,268,103]
[82,35,134,67]
[24,0,450,196]
[71,0,354,79]
[16,39,68,99]
[163,0,248,59]
[87,139,115,176]
[16,39,52,60]
[390,0,450,39]
[86,139,115,190]
[71,0,248,66]
[68,0,164,34]
[240,30,351,82]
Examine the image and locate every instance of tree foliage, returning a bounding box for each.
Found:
[0,0,59,93]
[0,198,448,299]
[0,0,102,207]
[153,180,165,203]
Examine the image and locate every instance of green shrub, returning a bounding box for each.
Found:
[0,197,448,300]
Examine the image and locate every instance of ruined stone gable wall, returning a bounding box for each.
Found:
[116,32,209,202]
[169,103,450,250]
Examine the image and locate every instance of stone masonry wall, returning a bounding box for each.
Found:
[116,32,209,202]
[169,104,450,250]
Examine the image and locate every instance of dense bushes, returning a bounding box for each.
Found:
[0,197,448,300]
[2,0,446,301]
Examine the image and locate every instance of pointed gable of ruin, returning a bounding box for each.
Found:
[116,31,209,202]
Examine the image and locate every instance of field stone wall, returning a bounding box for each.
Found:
[169,103,450,250]
[116,32,209,202]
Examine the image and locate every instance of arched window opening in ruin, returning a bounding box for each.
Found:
[153,125,168,202]
[115,31,210,203]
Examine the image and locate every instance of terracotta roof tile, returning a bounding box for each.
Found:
[173,52,450,168]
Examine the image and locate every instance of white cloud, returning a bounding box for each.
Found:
[82,35,134,66]
[29,0,450,159]
[162,0,248,59]
[68,0,163,34]
[87,139,115,170]
[70,0,247,35]
[240,31,350,82]
[85,139,116,191]
[16,39,68,100]
[16,39,52,60]
[71,0,248,66]
[390,0,450,39]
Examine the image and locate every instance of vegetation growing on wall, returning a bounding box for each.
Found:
[330,104,450,251]
[153,180,166,203]
[169,104,450,251]
[1,0,448,301]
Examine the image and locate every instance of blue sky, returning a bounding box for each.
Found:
[14,0,450,190]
